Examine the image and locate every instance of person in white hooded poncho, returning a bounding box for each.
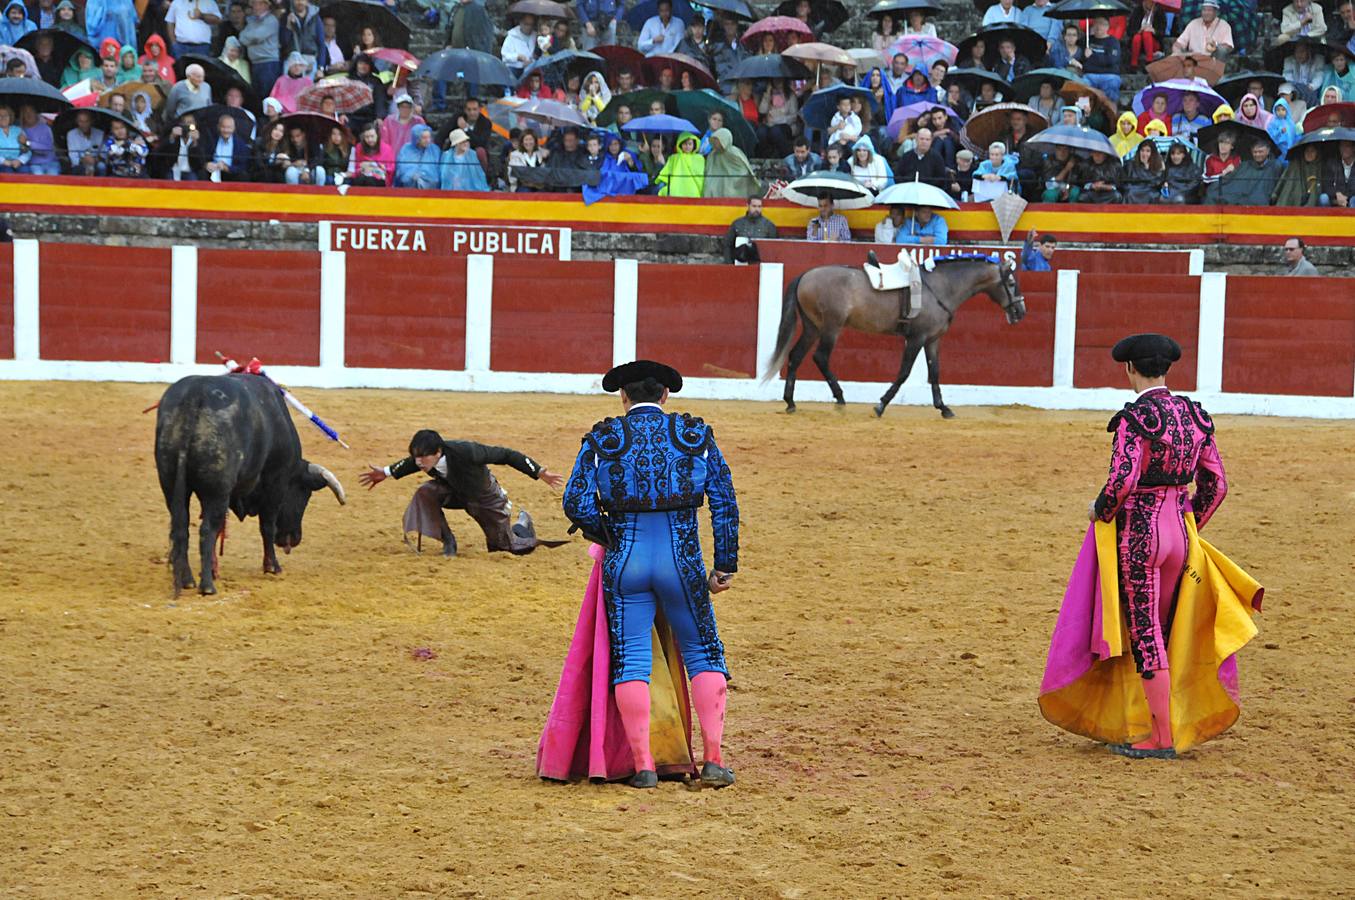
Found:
[849,135,889,192]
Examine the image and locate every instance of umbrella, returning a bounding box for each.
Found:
[729,54,813,81]
[319,0,411,51]
[52,105,143,151]
[0,46,37,78]
[1216,71,1285,107]
[1045,0,1131,18]
[1288,125,1355,154]
[782,171,875,208]
[1058,79,1116,120]
[278,111,353,146]
[886,100,959,140]
[507,0,573,20]
[801,83,874,130]
[960,102,1049,151]
[1145,134,1202,163]
[972,0,1034,8]
[15,29,96,68]
[773,0,850,34]
[419,48,515,87]
[624,0,695,30]
[595,88,676,125]
[887,34,958,69]
[521,49,606,86]
[868,0,944,18]
[0,75,72,114]
[1023,123,1116,154]
[943,66,1009,99]
[1009,67,1083,101]
[991,191,1027,242]
[173,54,258,112]
[486,96,528,136]
[673,88,756,151]
[1194,121,1279,158]
[1263,36,1327,73]
[298,77,373,114]
[621,113,700,133]
[740,16,814,50]
[642,53,717,91]
[1132,79,1225,117]
[180,104,255,140]
[592,45,647,83]
[514,96,591,128]
[368,48,420,71]
[1302,103,1355,133]
[783,41,856,67]
[101,80,167,112]
[956,24,1047,65]
[1144,52,1223,85]
[691,0,759,20]
[846,48,886,72]
[876,178,960,209]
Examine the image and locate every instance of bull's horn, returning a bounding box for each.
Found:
[309,463,347,505]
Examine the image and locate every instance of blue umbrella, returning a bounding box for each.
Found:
[624,0,695,31]
[801,84,874,131]
[621,113,700,133]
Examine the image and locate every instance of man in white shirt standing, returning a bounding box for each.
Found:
[500,11,538,77]
[638,0,685,56]
[166,0,223,60]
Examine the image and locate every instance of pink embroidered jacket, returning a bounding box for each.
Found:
[1093,387,1227,528]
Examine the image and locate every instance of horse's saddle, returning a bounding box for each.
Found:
[864,251,923,320]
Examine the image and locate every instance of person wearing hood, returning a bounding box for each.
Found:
[657,131,704,197]
[115,45,140,84]
[141,35,177,84]
[1268,97,1302,158]
[166,0,222,60]
[1162,140,1202,203]
[1110,110,1143,158]
[269,52,313,114]
[395,123,440,188]
[346,53,386,125]
[898,69,933,108]
[703,127,759,198]
[579,70,611,125]
[0,0,35,45]
[848,134,889,192]
[50,0,84,38]
[1308,84,1345,124]
[83,0,136,54]
[210,35,249,83]
[1211,102,1234,123]
[1273,141,1323,205]
[1217,139,1282,204]
[165,62,212,121]
[439,128,490,191]
[1323,46,1355,99]
[861,67,900,129]
[240,0,283,95]
[583,132,649,204]
[1235,92,1272,130]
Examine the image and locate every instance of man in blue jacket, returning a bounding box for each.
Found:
[578,0,624,50]
[564,360,740,790]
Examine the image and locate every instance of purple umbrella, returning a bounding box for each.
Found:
[886,101,960,140]
[1132,79,1225,118]
[887,34,958,70]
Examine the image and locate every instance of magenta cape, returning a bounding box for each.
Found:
[1039,519,1263,752]
[536,545,697,782]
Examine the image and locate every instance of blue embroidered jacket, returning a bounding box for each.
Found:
[563,405,740,573]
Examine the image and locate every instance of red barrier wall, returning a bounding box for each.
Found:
[40,243,171,362]
[346,256,467,370]
[491,260,613,373]
[636,265,760,379]
[197,249,321,365]
[1222,276,1355,397]
[0,243,12,359]
[1074,274,1200,391]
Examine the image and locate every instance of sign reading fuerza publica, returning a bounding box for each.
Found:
[319,221,571,260]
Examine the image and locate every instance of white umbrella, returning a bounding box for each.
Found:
[875,177,960,210]
[781,171,876,209]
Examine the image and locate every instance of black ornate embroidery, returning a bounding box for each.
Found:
[601,533,634,683]
[669,414,711,455]
[1119,492,1163,673]
[586,417,631,460]
[670,507,726,673]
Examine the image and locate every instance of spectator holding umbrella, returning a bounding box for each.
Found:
[1204,129,1240,181]
[65,108,103,173]
[1073,17,1121,99]
[993,38,1029,82]
[638,0,685,57]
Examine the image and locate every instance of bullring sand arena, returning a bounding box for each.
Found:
[3,380,1353,897]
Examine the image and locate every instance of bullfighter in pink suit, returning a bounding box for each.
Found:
[1090,333,1228,759]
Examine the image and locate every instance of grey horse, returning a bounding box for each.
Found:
[762,255,1027,417]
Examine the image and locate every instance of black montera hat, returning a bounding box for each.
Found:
[602,360,683,393]
[1111,333,1182,364]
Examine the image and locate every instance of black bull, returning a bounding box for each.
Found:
[154,374,346,595]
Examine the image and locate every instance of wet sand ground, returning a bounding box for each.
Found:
[1,382,1352,897]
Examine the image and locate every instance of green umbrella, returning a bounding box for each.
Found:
[672,89,756,153]
[595,88,676,127]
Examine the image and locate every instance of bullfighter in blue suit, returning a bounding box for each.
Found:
[563,360,740,789]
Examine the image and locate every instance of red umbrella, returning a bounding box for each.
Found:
[592,44,646,83]
[297,77,373,114]
[1303,102,1355,132]
[641,53,717,91]
[739,16,813,51]
[367,47,420,71]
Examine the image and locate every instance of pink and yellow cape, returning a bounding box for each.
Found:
[1040,515,1264,753]
[536,544,697,782]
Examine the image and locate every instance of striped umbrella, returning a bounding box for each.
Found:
[297,77,374,114]
[782,171,876,208]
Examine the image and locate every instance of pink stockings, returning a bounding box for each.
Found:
[614,672,727,773]
[1136,670,1174,750]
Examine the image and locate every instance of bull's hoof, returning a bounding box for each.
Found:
[939,406,956,419]
[873,402,887,418]
[833,400,846,410]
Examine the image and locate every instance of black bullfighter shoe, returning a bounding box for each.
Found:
[700,762,735,788]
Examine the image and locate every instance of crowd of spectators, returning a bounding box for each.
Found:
[0,0,1353,223]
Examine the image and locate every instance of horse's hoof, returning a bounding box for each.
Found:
[940,407,956,419]
[873,403,886,418]
[833,402,846,412]
[199,583,217,596]
[785,404,797,414]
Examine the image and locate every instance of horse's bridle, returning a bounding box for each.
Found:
[997,260,1025,317]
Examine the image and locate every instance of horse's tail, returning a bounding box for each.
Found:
[760,273,805,383]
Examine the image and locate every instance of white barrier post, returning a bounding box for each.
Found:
[755,262,785,379]
[612,258,638,366]
[1197,272,1226,395]
[13,238,39,361]
[319,250,346,373]
[170,245,198,366]
[464,254,494,371]
[1052,268,1079,388]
